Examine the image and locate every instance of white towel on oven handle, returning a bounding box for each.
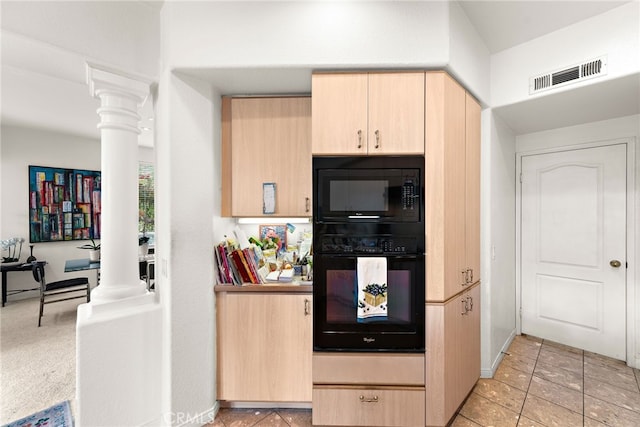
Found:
[357,257,388,321]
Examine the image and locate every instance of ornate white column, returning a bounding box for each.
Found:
[86,63,150,302]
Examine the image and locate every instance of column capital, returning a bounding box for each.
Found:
[86,62,152,104]
[86,63,153,134]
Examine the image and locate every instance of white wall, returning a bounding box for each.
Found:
[448,0,491,104]
[491,1,640,107]
[480,111,517,376]
[155,70,218,426]
[0,1,160,78]
[164,1,450,70]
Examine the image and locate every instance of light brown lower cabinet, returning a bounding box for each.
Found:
[312,386,426,427]
[425,283,481,426]
[216,291,312,402]
[312,353,425,426]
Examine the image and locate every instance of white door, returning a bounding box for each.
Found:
[521,144,627,360]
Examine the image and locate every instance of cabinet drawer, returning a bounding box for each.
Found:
[313,353,424,386]
[312,386,425,426]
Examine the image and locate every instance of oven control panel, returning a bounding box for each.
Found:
[319,236,418,255]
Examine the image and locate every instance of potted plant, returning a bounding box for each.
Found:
[78,238,101,262]
[139,234,150,257]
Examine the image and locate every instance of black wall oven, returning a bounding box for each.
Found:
[313,156,425,352]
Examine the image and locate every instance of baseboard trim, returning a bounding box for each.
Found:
[481,329,516,378]
[220,401,312,409]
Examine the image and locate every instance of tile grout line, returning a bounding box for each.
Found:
[516,340,542,423]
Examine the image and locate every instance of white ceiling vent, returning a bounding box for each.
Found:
[529,55,607,94]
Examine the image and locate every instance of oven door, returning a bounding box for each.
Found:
[313,253,425,352]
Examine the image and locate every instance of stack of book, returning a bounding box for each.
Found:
[214,243,263,285]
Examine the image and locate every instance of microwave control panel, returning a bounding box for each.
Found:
[402,178,418,211]
[320,236,418,255]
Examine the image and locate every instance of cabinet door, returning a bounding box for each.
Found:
[312,73,368,155]
[425,300,461,426]
[459,284,481,396]
[425,72,466,301]
[230,97,311,216]
[425,285,481,426]
[368,72,425,155]
[217,292,312,402]
[465,94,481,285]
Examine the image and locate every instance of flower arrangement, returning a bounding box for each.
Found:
[1,237,25,263]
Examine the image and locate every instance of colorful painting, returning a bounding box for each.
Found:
[28,165,101,243]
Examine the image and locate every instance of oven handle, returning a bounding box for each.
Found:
[314,254,424,260]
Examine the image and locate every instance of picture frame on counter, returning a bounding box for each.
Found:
[259,224,287,252]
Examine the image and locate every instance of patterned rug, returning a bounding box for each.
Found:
[2,401,73,427]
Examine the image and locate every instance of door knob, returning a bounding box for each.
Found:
[610,260,622,268]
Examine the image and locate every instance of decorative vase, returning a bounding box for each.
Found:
[89,249,100,262]
[26,245,37,263]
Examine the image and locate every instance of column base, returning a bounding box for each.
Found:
[90,280,148,303]
[76,293,162,426]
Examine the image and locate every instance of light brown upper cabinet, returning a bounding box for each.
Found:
[425,72,481,302]
[312,72,425,155]
[221,96,312,217]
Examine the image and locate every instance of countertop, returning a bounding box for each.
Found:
[214,279,312,293]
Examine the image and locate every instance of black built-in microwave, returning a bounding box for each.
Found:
[313,156,424,224]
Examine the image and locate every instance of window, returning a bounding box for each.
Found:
[139,162,154,243]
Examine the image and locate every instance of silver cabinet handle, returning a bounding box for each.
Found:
[305,197,310,213]
[357,130,362,149]
[467,296,473,312]
[374,130,380,148]
[304,299,310,316]
[359,395,379,403]
[461,298,468,315]
[461,270,468,286]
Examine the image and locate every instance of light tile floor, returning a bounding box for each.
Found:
[453,335,640,427]
[208,335,640,426]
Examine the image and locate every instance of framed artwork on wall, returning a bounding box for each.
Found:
[28,165,101,243]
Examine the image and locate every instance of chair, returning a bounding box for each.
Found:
[32,262,90,327]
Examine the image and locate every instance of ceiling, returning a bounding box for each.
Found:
[458,0,631,54]
[1,1,637,142]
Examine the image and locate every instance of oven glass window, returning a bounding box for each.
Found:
[326,269,411,324]
[329,180,389,212]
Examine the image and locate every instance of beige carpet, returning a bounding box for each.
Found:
[0,296,79,424]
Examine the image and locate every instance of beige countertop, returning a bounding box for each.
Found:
[214,280,312,293]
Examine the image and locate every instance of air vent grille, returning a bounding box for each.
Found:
[529,55,607,94]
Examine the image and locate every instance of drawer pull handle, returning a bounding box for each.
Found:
[359,395,379,403]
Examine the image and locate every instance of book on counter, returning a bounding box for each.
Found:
[214,242,263,285]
